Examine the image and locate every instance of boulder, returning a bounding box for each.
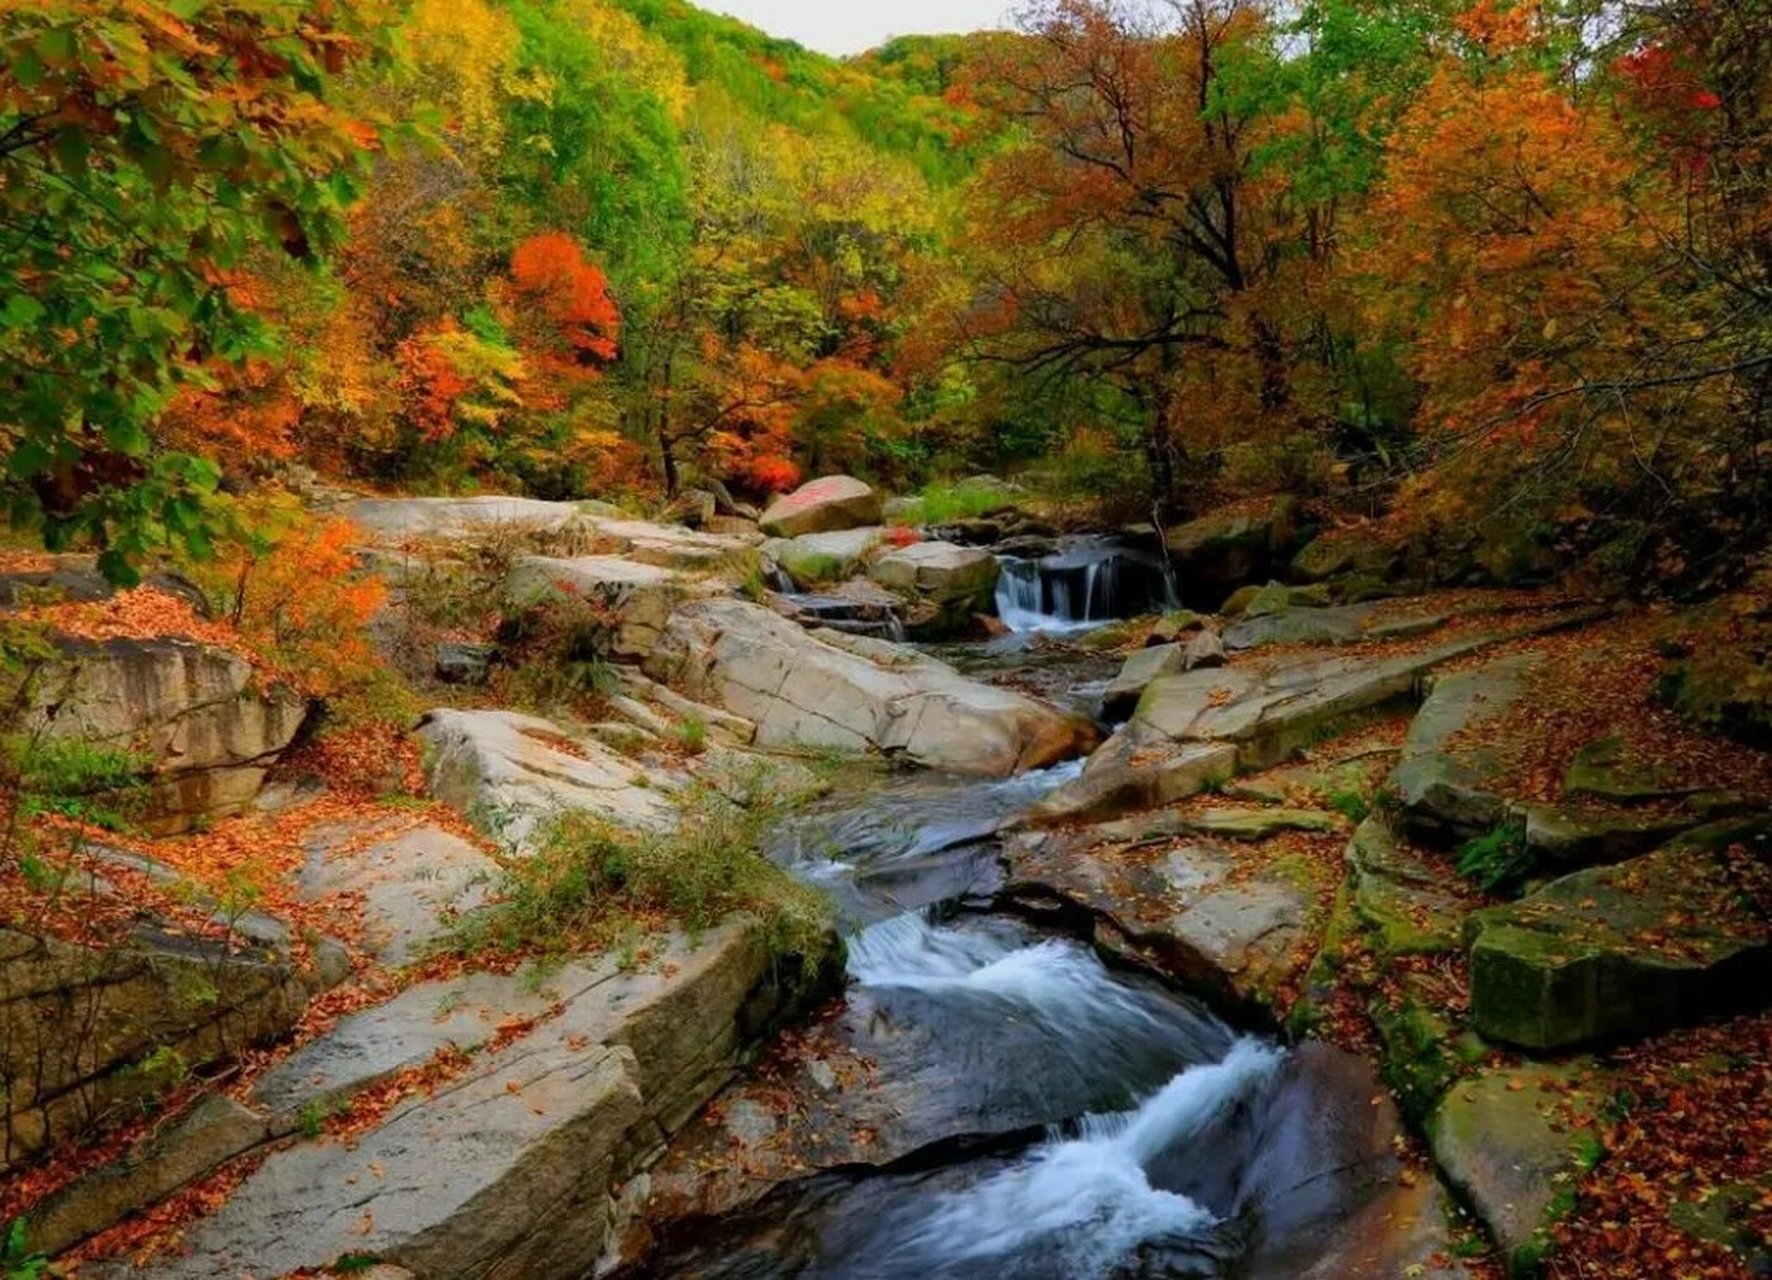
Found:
[1002,824,1315,1012]
[1229,581,1294,619]
[504,554,681,659]
[1164,503,1303,599]
[26,636,308,835]
[1465,820,1772,1050]
[758,476,882,538]
[1034,617,1588,826]
[1028,736,1239,825]
[646,598,1097,777]
[1427,1065,1600,1271]
[867,541,999,633]
[1183,628,1228,670]
[1102,643,1186,719]
[417,709,676,850]
[659,488,717,529]
[434,641,494,686]
[1147,610,1208,645]
[1386,655,1535,840]
[1345,817,1469,955]
[768,528,883,588]
[1289,530,1399,584]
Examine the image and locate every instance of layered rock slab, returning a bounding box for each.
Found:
[25,636,307,834]
[100,925,784,1280]
[647,598,1096,776]
[1465,820,1772,1049]
[418,709,676,849]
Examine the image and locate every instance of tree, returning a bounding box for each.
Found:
[959,0,1287,510]
[0,0,401,579]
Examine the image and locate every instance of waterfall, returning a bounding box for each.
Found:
[995,537,1179,632]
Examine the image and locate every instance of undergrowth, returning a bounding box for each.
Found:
[446,781,831,971]
[897,479,1019,526]
[1457,820,1532,893]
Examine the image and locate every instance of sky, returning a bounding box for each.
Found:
[701,0,1016,56]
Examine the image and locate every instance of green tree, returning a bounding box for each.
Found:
[0,0,403,580]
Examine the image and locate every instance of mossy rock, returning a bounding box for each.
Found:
[1427,1064,1603,1277]
[1466,819,1772,1050]
[1347,817,1469,956]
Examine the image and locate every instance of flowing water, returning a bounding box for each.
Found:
[632,638,1388,1280]
[995,537,1180,632]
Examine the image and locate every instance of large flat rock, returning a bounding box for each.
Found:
[345,496,592,541]
[418,709,676,850]
[647,598,1097,777]
[100,925,781,1280]
[1002,823,1316,1012]
[1466,820,1772,1050]
[297,818,498,966]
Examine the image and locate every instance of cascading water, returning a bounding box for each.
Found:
[628,642,1396,1280]
[996,537,1180,632]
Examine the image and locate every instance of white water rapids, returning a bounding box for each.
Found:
[840,913,1281,1278]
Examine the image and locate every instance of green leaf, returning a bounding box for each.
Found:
[1,295,45,328]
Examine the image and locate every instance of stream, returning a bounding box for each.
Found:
[632,545,1394,1279]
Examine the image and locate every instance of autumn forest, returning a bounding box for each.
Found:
[4,1,1772,1278]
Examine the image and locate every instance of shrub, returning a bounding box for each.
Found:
[449,783,831,970]
[185,494,409,726]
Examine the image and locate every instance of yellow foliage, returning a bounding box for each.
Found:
[406,0,523,156]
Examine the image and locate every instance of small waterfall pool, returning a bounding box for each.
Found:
[995,537,1179,632]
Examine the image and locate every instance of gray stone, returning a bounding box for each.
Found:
[868,541,997,600]
[759,476,883,538]
[1346,817,1468,955]
[1186,806,1343,840]
[1026,735,1239,825]
[769,528,884,588]
[248,969,570,1118]
[296,818,499,966]
[1,923,309,1170]
[105,925,788,1280]
[434,641,494,686]
[1003,828,1313,1010]
[1466,820,1772,1050]
[581,517,760,573]
[1386,655,1534,839]
[345,496,591,542]
[26,636,308,834]
[1428,1065,1599,1269]
[1183,628,1228,670]
[647,599,1097,777]
[27,1094,272,1257]
[1101,643,1185,719]
[1165,507,1296,592]
[505,555,681,659]
[418,709,676,851]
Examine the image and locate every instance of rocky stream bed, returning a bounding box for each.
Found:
[3,478,1769,1280]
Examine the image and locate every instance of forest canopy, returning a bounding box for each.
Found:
[2,0,1769,589]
